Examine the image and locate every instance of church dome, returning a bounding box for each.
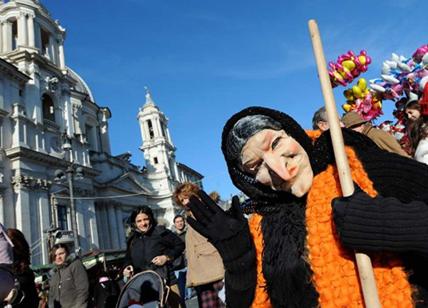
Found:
[67,67,95,102]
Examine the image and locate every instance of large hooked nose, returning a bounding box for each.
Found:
[263,152,295,181]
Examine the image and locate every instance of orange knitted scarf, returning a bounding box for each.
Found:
[248,147,413,307]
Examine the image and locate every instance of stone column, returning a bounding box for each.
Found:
[166,127,174,146]
[94,204,103,248]
[100,109,111,155]
[12,121,20,148]
[14,184,31,242]
[139,117,147,143]
[2,21,11,52]
[11,104,26,147]
[58,39,65,69]
[34,132,40,151]
[100,204,110,249]
[107,204,120,249]
[38,193,50,264]
[163,149,170,174]
[22,121,28,146]
[114,206,125,249]
[88,202,99,249]
[35,129,47,153]
[50,194,58,229]
[27,14,35,48]
[173,159,180,182]
[48,35,54,61]
[75,198,86,250]
[52,38,59,66]
[154,117,161,138]
[62,96,72,136]
[18,13,28,47]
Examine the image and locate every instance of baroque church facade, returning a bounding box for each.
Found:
[0,0,203,265]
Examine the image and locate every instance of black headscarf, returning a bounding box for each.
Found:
[221,106,316,205]
[221,106,319,307]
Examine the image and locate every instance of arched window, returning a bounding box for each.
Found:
[42,94,55,122]
[161,123,167,138]
[147,119,154,139]
[11,19,17,50]
[41,28,50,58]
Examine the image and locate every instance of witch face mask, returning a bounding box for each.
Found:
[241,129,313,197]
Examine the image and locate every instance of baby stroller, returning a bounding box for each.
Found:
[116,270,170,308]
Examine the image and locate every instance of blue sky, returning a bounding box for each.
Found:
[42,0,427,199]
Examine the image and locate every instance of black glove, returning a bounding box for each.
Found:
[332,187,428,255]
[187,191,256,307]
[187,191,254,268]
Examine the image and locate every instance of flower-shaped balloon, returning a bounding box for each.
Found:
[370,45,428,102]
[342,78,383,121]
[328,50,372,88]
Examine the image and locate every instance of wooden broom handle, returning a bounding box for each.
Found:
[308,19,381,308]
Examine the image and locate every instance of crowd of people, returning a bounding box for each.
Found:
[1,90,428,307]
[0,189,227,308]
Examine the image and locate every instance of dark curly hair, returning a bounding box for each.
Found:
[129,206,157,230]
[7,228,31,273]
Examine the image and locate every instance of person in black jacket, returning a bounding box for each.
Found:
[7,228,39,308]
[186,106,428,307]
[123,206,185,308]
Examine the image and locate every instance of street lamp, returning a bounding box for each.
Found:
[54,135,84,254]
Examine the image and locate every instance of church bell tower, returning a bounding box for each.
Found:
[137,88,179,186]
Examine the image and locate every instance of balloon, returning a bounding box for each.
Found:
[370,83,386,93]
[341,78,383,121]
[381,74,399,84]
[328,50,372,87]
[370,45,428,104]
[412,44,428,63]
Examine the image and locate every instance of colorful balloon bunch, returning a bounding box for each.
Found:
[342,78,383,120]
[328,50,372,87]
[367,44,428,152]
[370,45,428,100]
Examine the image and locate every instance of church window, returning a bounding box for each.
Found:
[41,28,50,58]
[42,94,55,122]
[147,120,154,139]
[154,157,158,164]
[86,124,96,151]
[57,204,68,230]
[11,19,17,50]
[161,123,167,138]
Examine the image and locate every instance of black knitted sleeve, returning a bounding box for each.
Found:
[223,246,257,308]
[333,191,428,256]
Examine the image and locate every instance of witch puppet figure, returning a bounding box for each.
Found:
[186,106,428,308]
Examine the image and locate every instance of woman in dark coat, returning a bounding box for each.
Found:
[7,228,39,308]
[122,206,185,308]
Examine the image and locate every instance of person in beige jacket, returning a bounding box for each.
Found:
[174,183,225,308]
[342,111,409,157]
